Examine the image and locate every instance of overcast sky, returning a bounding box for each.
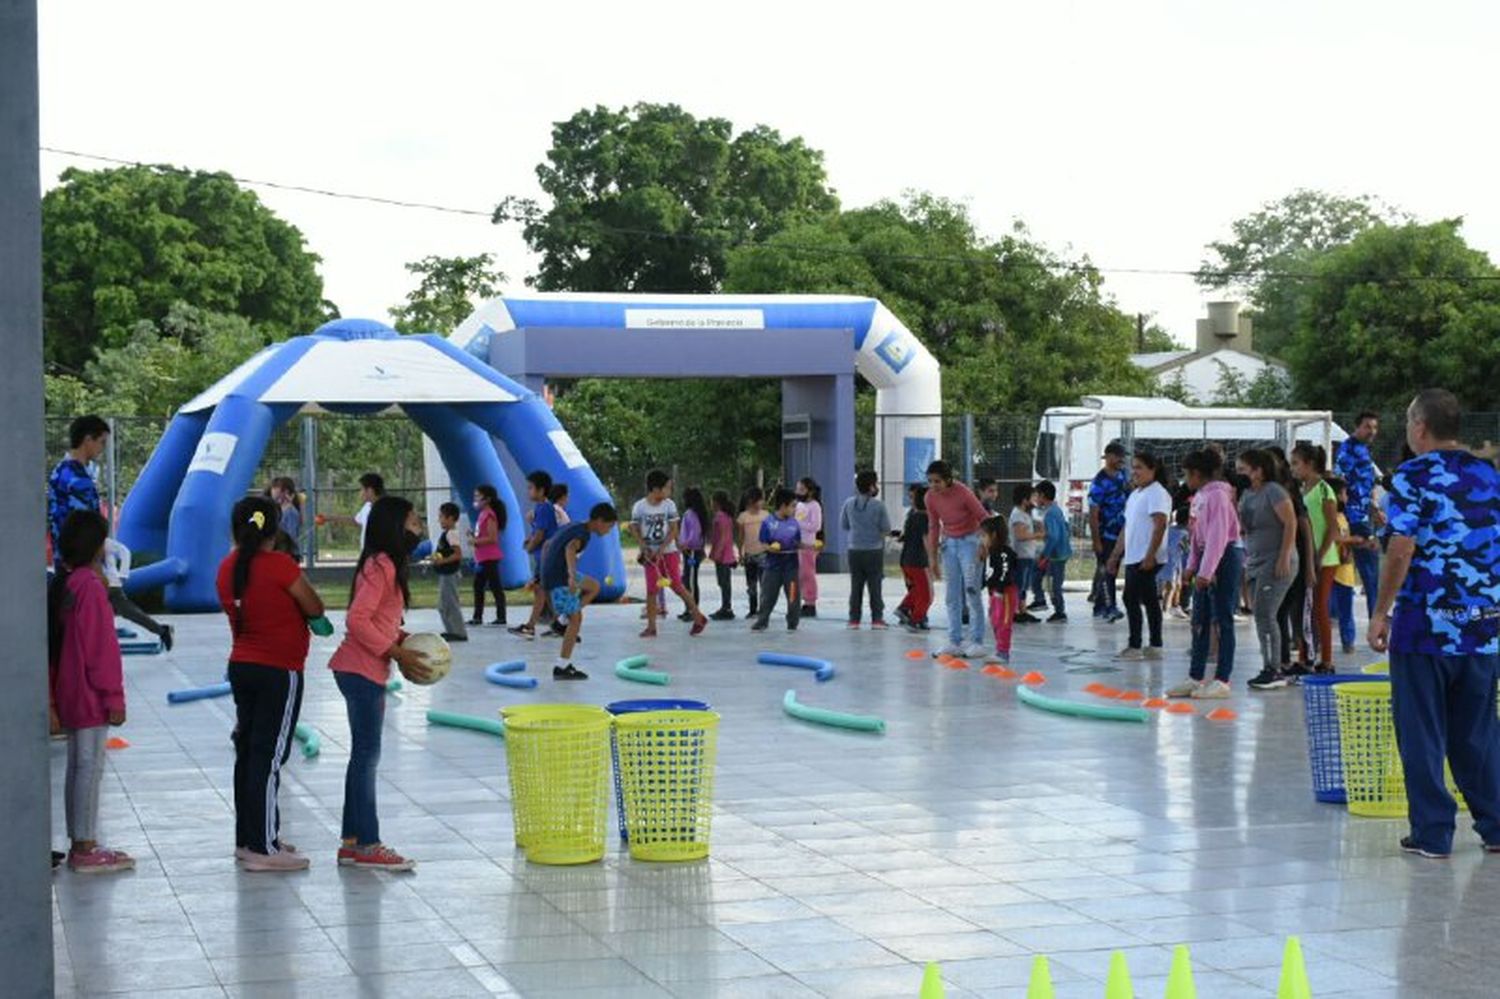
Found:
[38,0,1500,346]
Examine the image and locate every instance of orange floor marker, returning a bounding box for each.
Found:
[905,649,927,660]
[1092,685,1121,698]
[1084,682,1107,695]
[943,660,971,671]
[981,664,1004,676]
[1142,698,1168,709]
[1021,671,1046,685]
[106,737,129,750]
[1118,690,1145,702]
[1206,708,1238,721]
[993,665,1018,679]
[1165,702,1196,715]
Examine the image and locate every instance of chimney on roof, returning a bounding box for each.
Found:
[1196,300,1253,353]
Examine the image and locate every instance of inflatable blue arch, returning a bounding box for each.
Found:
[118,318,626,611]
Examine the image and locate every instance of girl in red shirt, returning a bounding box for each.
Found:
[330,495,431,871]
[218,496,325,872]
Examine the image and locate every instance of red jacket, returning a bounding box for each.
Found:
[51,568,125,729]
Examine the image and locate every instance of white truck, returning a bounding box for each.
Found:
[1032,395,1347,522]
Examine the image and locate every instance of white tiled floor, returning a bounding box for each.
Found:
[50,575,1500,997]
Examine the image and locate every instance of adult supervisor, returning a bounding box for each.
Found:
[925,460,990,660]
[1369,389,1500,858]
[1336,410,1384,617]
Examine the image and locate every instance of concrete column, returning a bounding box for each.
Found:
[781,374,855,571]
[0,0,57,994]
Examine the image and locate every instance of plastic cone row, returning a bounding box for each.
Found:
[914,940,1311,998]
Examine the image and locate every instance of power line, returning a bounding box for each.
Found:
[39,145,1500,285]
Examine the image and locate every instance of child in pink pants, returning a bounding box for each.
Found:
[981,515,1019,664]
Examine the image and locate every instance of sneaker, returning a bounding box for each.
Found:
[468,617,484,627]
[1342,644,1357,655]
[508,624,536,640]
[932,644,964,660]
[1092,606,1108,620]
[338,844,357,866]
[690,615,708,636]
[1115,646,1144,661]
[871,620,888,631]
[236,841,298,862]
[710,609,736,621]
[553,664,589,681]
[1284,663,1312,683]
[902,620,925,634]
[638,628,657,639]
[985,652,1011,666]
[1168,606,1190,620]
[350,844,415,872]
[239,850,309,873]
[960,642,989,659]
[1400,836,1449,859]
[68,847,135,874]
[441,632,468,642]
[750,621,768,632]
[801,605,818,618]
[160,625,174,652]
[677,611,695,623]
[1247,668,1289,691]
[1027,599,1048,611]
[1192,679,1232,699]
[51,850,65,870]
[847,621,861,630]
[786,622,798,632]
[1314,663,1336,675]
[1143,646,1164,661]
[489,618,507,626]
[1105,609,1124,623]
[548,621,568,638]
[1046,612,1068,623]
[894,607,912,627]
[1166,678,1201,698]
[1016,612,1040,624]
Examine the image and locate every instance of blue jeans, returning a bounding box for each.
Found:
[335,671,386,846]
[1331,582,1357,649]
[1189,545,1243,682]
[1390,651,1500,853]
[1015,558,1035,609]
[1349,522,1380,618]
[941,532,985,646]
[1046,559,1068,616]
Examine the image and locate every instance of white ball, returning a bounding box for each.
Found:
[400,632,452,685]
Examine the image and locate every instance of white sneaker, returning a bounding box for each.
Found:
[932,644,964,659]
[1166,678,1200,698]
[1169,607,1190,620]
[1142,646,1164,661]
[1192,679,1232,699]
[1115,647,1144,661]
[239,850,311,872]
[960,641,989,659]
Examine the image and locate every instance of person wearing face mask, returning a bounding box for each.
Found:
[48,415,110,567]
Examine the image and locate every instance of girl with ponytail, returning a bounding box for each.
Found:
[216,495,326,872]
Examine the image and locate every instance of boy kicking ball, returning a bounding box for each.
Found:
[540,503,619,680]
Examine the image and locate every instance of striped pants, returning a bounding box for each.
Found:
[229,662,303,855]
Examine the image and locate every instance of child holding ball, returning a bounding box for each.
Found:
[329,495,432,871]
[539,503,620,680]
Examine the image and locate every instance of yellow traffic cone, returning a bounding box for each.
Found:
[1278,937,1311,999]
[1164,944,1196,999]
[1026,955,1054,999]
[918,961,944,999]
[1105,950,1134,998]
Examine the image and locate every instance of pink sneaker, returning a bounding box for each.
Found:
[235,841,298,862]
[68,847,135,875]
[351,844,415,872]
[690,615,708,636]
[337,844,358,866]
[239,850,310,872]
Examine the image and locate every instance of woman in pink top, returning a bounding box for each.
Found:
[48,510,133,874]
[708,490,739,620]
[923,460,991,658]
[794,478,823,616]
[1167,448,1244,700]
[469,484,507,626]
[330,495,432,871]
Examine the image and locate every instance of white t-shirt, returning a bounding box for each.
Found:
[1122,482,1172,565]
[631,498,679,555]
[1009,506,1039,559]
[354,501,372,550]
[102,538,131,588]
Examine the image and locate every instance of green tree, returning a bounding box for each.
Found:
[43,164,329,372]
[727,194,1155,413]
[1197,188,1408,358]
[1207,361,1295,407]
[389,254,506,334]
[1285,220,1500,412]
[495,103,838,293]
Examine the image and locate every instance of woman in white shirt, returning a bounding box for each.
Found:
[1106,451,1172,659]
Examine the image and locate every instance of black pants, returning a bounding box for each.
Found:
[684,549,703,607]
[472,559,506,623]
[714,561,734,613]
[1277,570,1308,665]
[1092,540,1119,611]
[108,586,165,636]
[744,555,764,616]
[229,662,303,855]
[1122,563,1162,648]
[847,549,886,623]
[755,561,800,629]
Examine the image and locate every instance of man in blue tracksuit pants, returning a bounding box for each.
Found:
[1369,389,1500,858]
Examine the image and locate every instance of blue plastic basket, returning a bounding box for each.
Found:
[606,699,710,842]
[1303,673,1388,803]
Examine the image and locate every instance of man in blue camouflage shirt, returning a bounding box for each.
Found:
[1088,441,1129,622]
[1370,389,1500,859]
[1336,410,1383,617]
[48,415,109,564]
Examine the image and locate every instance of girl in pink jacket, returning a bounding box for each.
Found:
[1167,448,1244,700]
[330,495,432,871]
[48,510,133,874]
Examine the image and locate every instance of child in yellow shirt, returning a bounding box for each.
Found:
[1329,478,1359,655]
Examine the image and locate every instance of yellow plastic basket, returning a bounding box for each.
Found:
[1334,681,1468,818]
[1360,661,1389,675]
[502,704,612,865]
[613,709,720,862]
[499,704,558,849]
